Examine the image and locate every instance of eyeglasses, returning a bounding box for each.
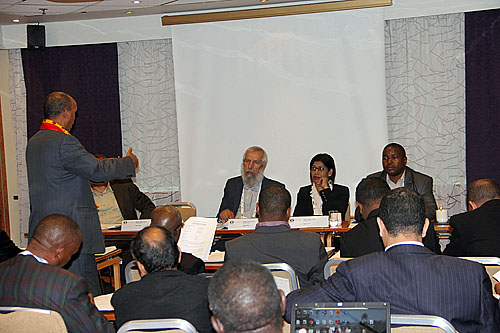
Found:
[310,166,326,171]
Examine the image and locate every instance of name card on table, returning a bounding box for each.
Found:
[227,218,259,230]
[121,219,151,231]
[288,216,329,228]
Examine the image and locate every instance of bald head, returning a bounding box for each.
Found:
[468,179,500,208]
[208,260,284,333]
[151,206,183,240]
[28,214,82,267]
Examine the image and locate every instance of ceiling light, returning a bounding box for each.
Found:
[125,11,133,14]
[132,0,141,4]
[12,18,20,22]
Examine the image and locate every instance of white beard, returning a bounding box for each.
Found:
[241,164,265,187]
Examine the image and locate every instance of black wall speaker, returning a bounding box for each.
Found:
[27,25,46,49]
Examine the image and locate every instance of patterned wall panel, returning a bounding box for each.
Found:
[117,39,181,203]
[385,13,466,215]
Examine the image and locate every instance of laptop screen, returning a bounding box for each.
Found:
[291,302,390,333]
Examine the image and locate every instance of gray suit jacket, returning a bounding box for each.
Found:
[225,225,328,288]
[368,166,438,219]
[26,129,135,254]
[286,244,500,332]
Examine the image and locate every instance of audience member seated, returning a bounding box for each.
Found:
[208,260,286,333]
[293,153,350,221]
[340,177,440,257]
[225,184,327,288]
[111,226,212,332]
[444,179,500,257]
[359,143,437,220]
[217,146,284,222]
[0,214,113,332]
[286,188,500,332]
[0,230,21,263]
[92,154,155,228]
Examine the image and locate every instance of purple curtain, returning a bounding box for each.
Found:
[21,43,122,157]
[465,9,500,185]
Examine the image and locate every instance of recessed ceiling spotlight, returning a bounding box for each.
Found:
[12,18,20,22]
[125,10,134,14]
[260,0,268,2]
[132,0,141,4]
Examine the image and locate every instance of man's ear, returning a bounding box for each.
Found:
[136,261,148,277]
[256,203,260,216]
[469,201,479,211]
[279,289,286,316]
[376,217,387,239]
[357,202,363,217]
[211,316,225,333]
[286,206,292,219]
[51,247,65,266]
[421,218,430,238]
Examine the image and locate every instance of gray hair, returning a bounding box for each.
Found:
[243,146,268,166]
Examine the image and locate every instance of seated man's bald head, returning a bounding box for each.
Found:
[29,214,82,267]
[151,206,183,240]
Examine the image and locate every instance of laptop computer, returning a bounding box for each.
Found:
[291,302,390,333]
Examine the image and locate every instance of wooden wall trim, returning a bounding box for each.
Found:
[162,0,392,26]
[0,97,11,236]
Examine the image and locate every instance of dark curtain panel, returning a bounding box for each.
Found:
[465,9,500,185]
[22,43,122,157]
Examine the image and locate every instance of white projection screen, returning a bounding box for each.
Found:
[172,8,388,217]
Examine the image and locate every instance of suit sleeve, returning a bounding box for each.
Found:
[308,238,328,286]
[62,277,114,333]
[339,235,353,258]
[478,267,500,332]
[293,187,311,216]
[217,180,235,218]
[129,183,155,219]
[285,261,356,322]
[443,217,464,256]
[60,135,135,182]
[420,176,438,220]
[320,185,350,220]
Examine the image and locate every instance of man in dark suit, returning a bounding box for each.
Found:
[286,188,500,332]
[217,146,284,221]
[0,230,21,263]
[26,92,138,296]
[365,143,437,220]
[340,177,440,257]
[150,205,205,274]
[444,179,500,257]
[111,226,212,332]
[208,260,286,333]
[225,185,327,288]
[0,214,113,332]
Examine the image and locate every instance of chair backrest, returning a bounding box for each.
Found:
[459,257,500,292]
[323,258,351,279]
[124,260,142,284]
[0,306,67,333]
[117,318,197,333]
[163,202,197,222]
[391,314,457,333]
[262,263,299,294]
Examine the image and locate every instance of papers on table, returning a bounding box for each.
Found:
[95,246,117,256]
[206,251,225,262]
[178,217,218,261]
[94,293,114,311]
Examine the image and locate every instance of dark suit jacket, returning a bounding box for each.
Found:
[340,209,441,257]
[26,129,135,254]
[368,166,438,219]
[109,179,155,220]
[293,184,350,220]
[217,176,284,217]
[225,225,328,288]
[111,269,212,332]
[444,199,500,257]
[0,230,21,263]
[286,245,500,332]
[0,255,113,333]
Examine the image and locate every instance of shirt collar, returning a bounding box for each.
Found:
[20,250,49,264]
[243,181,262,191]
[386,170,405,189]
[385,240,424,251]
[256,220,290,228]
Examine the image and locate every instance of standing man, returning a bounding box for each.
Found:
[217,146,284,221]
[26,91,138,296]
[366,143,438,220]
[444,179,500,257]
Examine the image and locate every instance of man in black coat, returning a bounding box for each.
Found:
[341,177,441,257]
[444,179,500,257]
[112,226,212,332]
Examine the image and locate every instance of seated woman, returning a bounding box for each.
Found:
[293,153,350,220]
